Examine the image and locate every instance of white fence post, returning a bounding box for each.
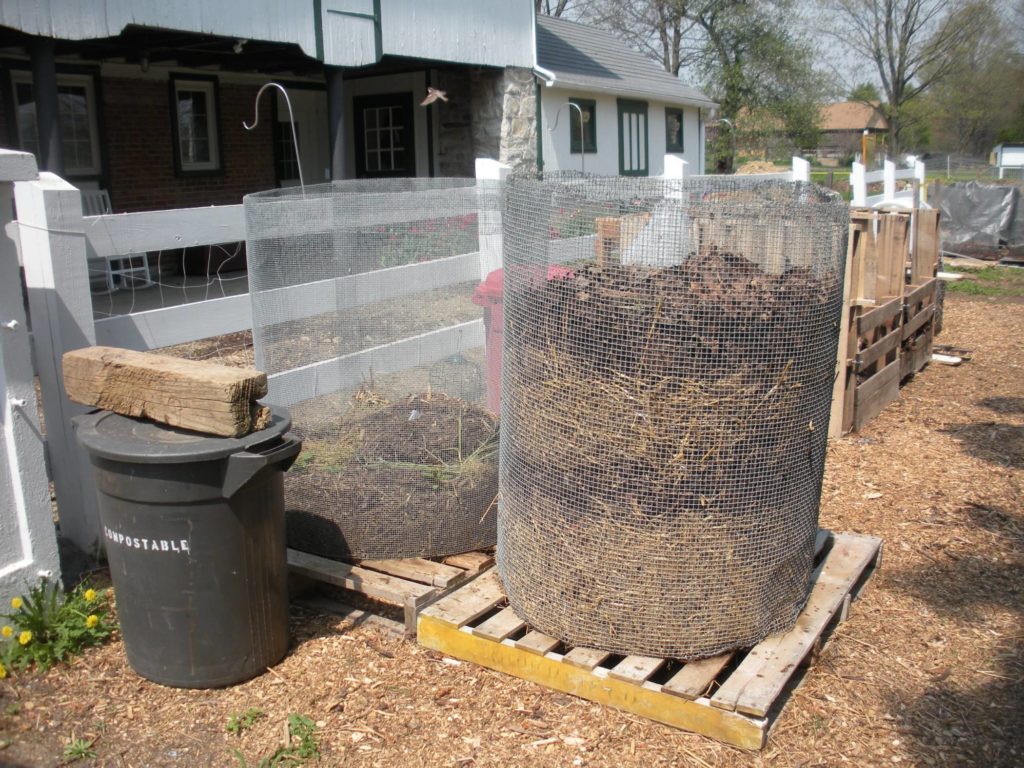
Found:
[791,157,810,183]
[475,158,510,280]
[663,154,688,179]
[850,162,866,207]
[14,173,101,556]
[883,159,896,203]
[0,151,61,601]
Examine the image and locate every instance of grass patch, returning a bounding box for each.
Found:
[945,265,1024,298]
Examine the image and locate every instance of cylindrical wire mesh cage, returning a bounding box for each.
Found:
[244,178,503,560]
[498,175,849,659]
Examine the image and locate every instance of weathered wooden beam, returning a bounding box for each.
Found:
[63,346,270,437]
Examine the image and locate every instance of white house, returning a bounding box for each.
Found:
[535,15,716,177]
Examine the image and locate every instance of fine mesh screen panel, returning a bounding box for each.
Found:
[245,179,502,560]
[498,175,849,659]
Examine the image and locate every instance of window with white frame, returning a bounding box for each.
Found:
[172,77,221,173]
[11,72,101,176]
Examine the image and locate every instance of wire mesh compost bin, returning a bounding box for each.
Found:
[498,175,849,659]
[244,179,503,560]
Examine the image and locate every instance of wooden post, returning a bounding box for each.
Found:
[14,172,101,556]
[0,150,62,599]
[476,158,510,280]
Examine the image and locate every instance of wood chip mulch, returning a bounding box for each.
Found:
[1,293,1021,767]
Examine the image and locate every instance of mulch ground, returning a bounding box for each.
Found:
[1,292,1021,767]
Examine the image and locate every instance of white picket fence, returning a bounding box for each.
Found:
[5,153,811,568]
[850,157,926,208]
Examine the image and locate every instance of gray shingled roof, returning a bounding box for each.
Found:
[536,15,716,108]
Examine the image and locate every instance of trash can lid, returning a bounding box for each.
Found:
[73,405,292,464]
[472,268,505,306]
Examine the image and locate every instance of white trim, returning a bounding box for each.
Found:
[10,71,102,177]
[172,77,221,172]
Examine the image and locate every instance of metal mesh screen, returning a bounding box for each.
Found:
[244,179,503,560]
[498,175,849,659]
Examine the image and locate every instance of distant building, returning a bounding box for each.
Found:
[818,101,887,161]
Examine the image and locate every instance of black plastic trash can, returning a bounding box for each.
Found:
[73,406,301,688]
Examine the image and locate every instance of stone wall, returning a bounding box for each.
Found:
[436,65,537,177]
[498,67,536,173]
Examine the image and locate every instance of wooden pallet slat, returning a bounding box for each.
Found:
[609,655,664,684]
[359,557,466,587]
[472,606,525,642]
[902,303,936,341]
[515,630,562,656]
[444,551,495,574]
[288,549,433,604]
[288,547,495,637]
[709,535,881,717]
[419,531,881,750]
[856,296,902,337]
[663,653,733,701]
[853,359,901,431]
[855,326,902,373]
[563,646,612,671]
[425,569,505,628]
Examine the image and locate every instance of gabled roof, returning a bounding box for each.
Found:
[821,101,887,132]
[536,15,716,109]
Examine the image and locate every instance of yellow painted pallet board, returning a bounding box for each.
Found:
[418,531,882,749]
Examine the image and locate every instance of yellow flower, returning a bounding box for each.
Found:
[18,630,31,646]
[1,625,12,639]
[10,597,23,610]
[0,662,7,679]
[84,589,97,603]
[86,615,99,629]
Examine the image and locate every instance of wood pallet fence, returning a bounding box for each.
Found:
[828,207,941,436]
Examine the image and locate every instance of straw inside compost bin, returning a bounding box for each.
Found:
[287,392,498,560]
[498,177,848,660]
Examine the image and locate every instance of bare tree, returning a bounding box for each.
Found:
[535,0,573,16]
[822,0,986,154]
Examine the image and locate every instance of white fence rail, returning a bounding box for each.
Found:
[12,162,509,555]
[850,157,926,208]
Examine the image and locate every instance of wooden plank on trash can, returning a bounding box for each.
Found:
[62,346,269,437]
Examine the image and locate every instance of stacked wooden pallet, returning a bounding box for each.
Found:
[829,207,941,436]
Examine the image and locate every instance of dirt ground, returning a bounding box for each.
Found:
[1,291,1021,767]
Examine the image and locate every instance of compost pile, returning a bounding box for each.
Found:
[287,392,498,560]
[498,177,848,659]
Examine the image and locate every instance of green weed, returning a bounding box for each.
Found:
[227,707,266,736]
[232,713,320,767]
[63,736,97,762]
[1,580,115,675]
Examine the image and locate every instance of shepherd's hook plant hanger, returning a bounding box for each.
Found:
[548,101,586,175]
[244,82,305,194]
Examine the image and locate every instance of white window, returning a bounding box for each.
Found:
[11,72,101,176]
[172,78,221,173]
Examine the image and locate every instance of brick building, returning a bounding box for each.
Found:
[0,0,536,213]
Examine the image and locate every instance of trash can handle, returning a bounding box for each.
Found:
[222,435,303,497]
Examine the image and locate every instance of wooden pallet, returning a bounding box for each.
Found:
[418,531,881,750]
[289,548,493,637]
